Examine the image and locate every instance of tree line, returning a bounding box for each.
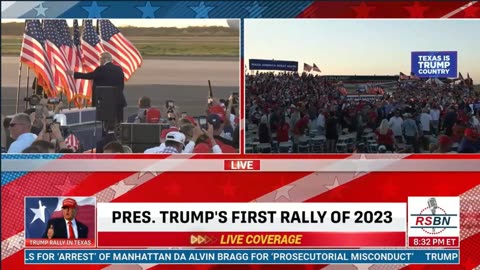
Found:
[1,22,238,37]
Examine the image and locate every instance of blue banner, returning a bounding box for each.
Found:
[411,51,457,78]
[25,249,459,264]
[249,59,298,71]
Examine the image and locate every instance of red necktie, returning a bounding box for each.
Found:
[68,221,75,239]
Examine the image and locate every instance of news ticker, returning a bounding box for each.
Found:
[24,249,460,265]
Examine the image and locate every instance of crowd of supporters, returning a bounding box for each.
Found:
[2,95,240,154]
[245,72,480,154]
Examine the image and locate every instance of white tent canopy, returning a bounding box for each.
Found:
[425,78,445,85]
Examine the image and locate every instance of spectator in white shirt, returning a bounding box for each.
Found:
[7,113,37,153]
[388,111,404,143]
[420,108,433,135]
[429,106,441,135]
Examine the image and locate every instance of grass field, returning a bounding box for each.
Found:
[1,35,239,57]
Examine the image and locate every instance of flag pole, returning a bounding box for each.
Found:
[16,61,22,114]
[25,67,30,110]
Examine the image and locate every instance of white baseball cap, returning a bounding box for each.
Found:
[165,131,185,146]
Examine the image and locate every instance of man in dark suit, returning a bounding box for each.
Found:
[69,52,126,133]
[43,198,88,239]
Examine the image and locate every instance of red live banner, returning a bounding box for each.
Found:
[224,160,260,171]
[98,232,405,247]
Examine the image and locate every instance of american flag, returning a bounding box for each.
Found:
[410,72,420,80]
[81,20,104,80]
[43,20,77,101]
[312,63,321,72]
[99,19,142,81]
[303,63,312,72]
[19,20,56,98]
[56,20,89,107]
[70,20,92,102]
[64,133,80,152]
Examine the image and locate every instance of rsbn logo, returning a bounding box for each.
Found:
[410,198,458,235]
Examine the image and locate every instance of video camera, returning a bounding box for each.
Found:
[23,95,42,106]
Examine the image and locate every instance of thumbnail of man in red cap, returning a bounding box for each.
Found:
[43,198,88,239]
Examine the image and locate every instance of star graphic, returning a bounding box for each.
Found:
[110,181,133,199]
[462,257,478,270]
[404,2,429,18]
[165,182,182,196]
[82,1,108,18]
[138,171,158,178]
[354,264,373,270]
[324,176,340,190]
[34,3,48,17]
[190,1,215,18]
[136,1,160,18]
[274,185,295,201]
[352,2,376,18]
[30,200,47,224]
[464,5,480,18]
[353,154,368,177]
[54,175,78,195]
[222,180,236,198]
[245,1,266,18]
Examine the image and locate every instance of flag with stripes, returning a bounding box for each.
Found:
[70,19,92,103]
[19,20,56,98]
[43,20,77,102]
[303,63,312,72]
[81,20,104,81]
[312,63,321,72]
[410,72,420,80]
[99,20,142,81]
[56,20,88,107]
[64,133,80,152]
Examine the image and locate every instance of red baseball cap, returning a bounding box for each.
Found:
[161,127,179,140]
[62,198,77,209]
[208,105,225,121]
[464,128,478,138]
[183,116,196,126]
[438,135,451,146]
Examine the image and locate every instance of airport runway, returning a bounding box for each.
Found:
[1,56,240,117]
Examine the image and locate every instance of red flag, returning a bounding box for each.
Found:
[99,20,142,81]
[399,72,410,80]
[43,20,77,102]
[81,20,105,104]
[20,20,56,98]
[312,63,321,72]
[303,63,312,72]
[410,72,420,80]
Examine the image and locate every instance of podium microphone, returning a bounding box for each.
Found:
[427,198,437,233]
[427,198,437,215]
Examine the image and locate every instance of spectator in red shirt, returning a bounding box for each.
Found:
[276,117,290,143]
[375,119,394,152]
[193,114,236,153]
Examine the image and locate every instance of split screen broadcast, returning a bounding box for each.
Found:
[2,19,479,154]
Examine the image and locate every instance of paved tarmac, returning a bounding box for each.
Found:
[1,56,240,117]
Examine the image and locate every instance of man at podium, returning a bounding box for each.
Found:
[69,52,126,132]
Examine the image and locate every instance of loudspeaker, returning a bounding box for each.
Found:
[95,86,118,121]
[120,123,169,153]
